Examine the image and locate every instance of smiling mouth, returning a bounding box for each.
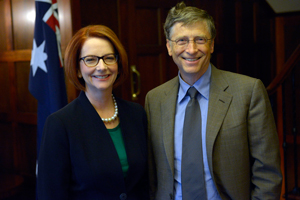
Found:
[93,75,110,79]
[183,57,200,61]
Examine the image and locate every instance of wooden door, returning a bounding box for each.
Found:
[119,0,178,106]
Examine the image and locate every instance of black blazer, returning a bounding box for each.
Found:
[37,91,149,200]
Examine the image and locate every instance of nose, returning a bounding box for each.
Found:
[95,59,107,70]
[185,40,197,54]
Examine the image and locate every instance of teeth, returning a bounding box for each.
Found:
[94,75,109,79]
[185,58,199,61]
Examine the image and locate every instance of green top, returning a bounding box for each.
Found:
[107,124,129,177]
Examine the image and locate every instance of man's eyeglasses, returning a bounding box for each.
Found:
[169,36,211,48]
[79,54,118,67]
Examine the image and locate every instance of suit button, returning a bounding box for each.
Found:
[120,193,127,200]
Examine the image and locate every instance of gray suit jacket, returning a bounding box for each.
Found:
[145,65,282,200]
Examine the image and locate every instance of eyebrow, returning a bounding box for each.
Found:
[174,35,207,39]
[82,53,115,57]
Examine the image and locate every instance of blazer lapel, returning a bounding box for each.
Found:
[206,66,232,175]
[161,77,179,176]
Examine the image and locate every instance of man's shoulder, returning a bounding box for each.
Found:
[212,66,259,87]
[211,66,268,99]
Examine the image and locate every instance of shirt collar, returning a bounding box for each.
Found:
[178,63,211,103]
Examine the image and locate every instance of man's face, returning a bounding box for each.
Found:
[166,21,214,85]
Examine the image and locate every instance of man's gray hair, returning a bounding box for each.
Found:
[164,2,216,40]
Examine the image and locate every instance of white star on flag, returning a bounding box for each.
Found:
[30,39,48,76]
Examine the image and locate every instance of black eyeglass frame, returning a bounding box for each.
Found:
[79,54,119,67]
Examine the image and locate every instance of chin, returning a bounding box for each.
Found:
[182,66,202,74]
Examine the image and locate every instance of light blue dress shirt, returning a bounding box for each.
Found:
[174,64,221,200]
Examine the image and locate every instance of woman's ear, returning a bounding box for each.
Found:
[78,70,82,78]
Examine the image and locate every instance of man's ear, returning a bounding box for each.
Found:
[210,39,215,53]
[166,40,172,56]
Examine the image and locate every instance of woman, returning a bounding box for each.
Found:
[37,25,149,200]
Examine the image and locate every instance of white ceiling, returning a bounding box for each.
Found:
[266,0,300,13]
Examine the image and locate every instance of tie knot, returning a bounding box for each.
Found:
[187,87,198,99]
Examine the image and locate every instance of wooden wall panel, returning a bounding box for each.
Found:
[11,0,35,50]
[135,7,164,105]
[78,0,118,34]
[16,62,37,113]
[212,0,237,73]
[57,0,73,54]
[0,123,14,173]
[0,1,7,51]
[281,64,300,199]
[0,63,10,113]
[279,15,300,196]
[16,123,37,175]
[254,1,276,85]
[3,0,13,52]
[285,144,300,195]
[283,15,300,60]
[273,14,300,199]
[136,8,160,45]
[136,55,161,102]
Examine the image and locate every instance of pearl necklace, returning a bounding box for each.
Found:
[101,95,118,123]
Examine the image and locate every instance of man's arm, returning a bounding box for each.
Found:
[248,79,282,199]
[145,93,158,200]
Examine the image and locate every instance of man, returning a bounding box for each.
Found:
[145,2,282,200]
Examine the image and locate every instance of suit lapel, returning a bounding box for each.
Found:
[206,66,232,175]
[161,77,179,176]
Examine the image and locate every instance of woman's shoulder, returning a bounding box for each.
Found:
[47,96,85,124]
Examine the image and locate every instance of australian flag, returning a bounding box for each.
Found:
[29,0,68,158]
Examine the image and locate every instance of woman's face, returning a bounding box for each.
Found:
[78,37,118,94]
